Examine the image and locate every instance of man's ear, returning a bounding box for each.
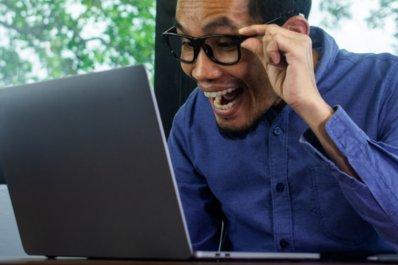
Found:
[283,15,310,35]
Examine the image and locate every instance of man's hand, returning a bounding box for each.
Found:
[238,23,335,131]
[239,24,323,114]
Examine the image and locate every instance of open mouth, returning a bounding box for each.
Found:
[204,87,244,111]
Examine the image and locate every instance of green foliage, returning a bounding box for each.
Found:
[366,0,398,41]
[0,0,155,87]
[318,0,353,28]
[318,0,398,52]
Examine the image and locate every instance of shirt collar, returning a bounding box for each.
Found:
[310,26,340,85]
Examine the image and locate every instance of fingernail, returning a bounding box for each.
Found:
[271,52,281,65]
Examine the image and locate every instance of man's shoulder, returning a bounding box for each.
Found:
[333,50,398,94]
[172,87,211,128]
[173,88,199,122]
[169,88,216,148]
[337,50,398,73]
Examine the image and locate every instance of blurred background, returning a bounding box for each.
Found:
[0,0,397,88]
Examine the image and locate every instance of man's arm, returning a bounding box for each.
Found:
[300,102,398,249]
[299,62,398,247]
[293,100,359,177]
[239,20,398,248]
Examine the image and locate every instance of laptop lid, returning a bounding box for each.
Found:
[0,66,193,259]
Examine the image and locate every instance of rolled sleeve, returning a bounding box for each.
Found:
[300,106,398,249]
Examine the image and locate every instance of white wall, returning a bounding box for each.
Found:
[0,185,27,257]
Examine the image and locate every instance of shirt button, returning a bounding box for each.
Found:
[273,127,283,136]
[276,183,285,193]
[280,239,289,249]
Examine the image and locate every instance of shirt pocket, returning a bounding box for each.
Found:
[310,166,375,245]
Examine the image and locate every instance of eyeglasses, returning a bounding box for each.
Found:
[162,27,249,66]
[162,10,300,66]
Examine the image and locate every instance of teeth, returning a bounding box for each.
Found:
[214,96,222,106]
[214,96,238,111]
[204,88,238,98]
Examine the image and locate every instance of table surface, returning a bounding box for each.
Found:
[0,257,385,265]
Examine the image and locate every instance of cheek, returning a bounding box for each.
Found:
[241,52,268,87]
[240,51,263,76]
[226,60,251,80]
[181,63,193,77]
[245,53,266,76]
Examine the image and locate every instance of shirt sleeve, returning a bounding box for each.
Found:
[167,110,223,251]
[300,104,398,249]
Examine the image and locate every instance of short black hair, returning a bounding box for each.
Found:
[249,0,312,25]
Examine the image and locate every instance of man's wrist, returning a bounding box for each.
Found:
[293,96,334,132]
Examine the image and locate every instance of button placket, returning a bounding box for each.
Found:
[268,110,294,251]
[279,239,289,249]
[276,183,285,193]
[273,127,283,136]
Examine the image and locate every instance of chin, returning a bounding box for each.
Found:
[215,115,262,138]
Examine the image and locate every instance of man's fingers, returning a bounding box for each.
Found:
[268,48,282,66]
[240,25,304,68]
[263,33,281,66]
[239,24,267,36]
[239,24,288,37]
[240,37,264,58]
[240,34,283,67]
[240,24,304,40]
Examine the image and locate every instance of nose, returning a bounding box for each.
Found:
[191,48,223,83]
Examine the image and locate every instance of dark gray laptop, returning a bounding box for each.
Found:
[0,66,319,260]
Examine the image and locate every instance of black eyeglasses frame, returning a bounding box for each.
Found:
[161,9,301,66]
[162,27,250,66]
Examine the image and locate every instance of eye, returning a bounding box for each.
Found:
[215,37,237,51]
[181,38,194,49]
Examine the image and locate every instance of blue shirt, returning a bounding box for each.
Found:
[168,27,398,253]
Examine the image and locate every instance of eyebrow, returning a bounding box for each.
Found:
[203,16,239,33]
[175,16,239,35]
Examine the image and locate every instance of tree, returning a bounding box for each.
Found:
[318,0,398,51]
[0,0,155,87]
[317,0,353,28]
[366,0,398,42]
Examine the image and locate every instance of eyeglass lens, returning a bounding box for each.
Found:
[166,35,241,64]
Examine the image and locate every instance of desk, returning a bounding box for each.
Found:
[0,258,383,265]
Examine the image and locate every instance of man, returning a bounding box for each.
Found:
[164,0,398,252]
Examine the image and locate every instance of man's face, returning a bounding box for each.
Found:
[176,0,278,132]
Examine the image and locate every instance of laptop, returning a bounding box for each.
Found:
[0,65,319,260]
